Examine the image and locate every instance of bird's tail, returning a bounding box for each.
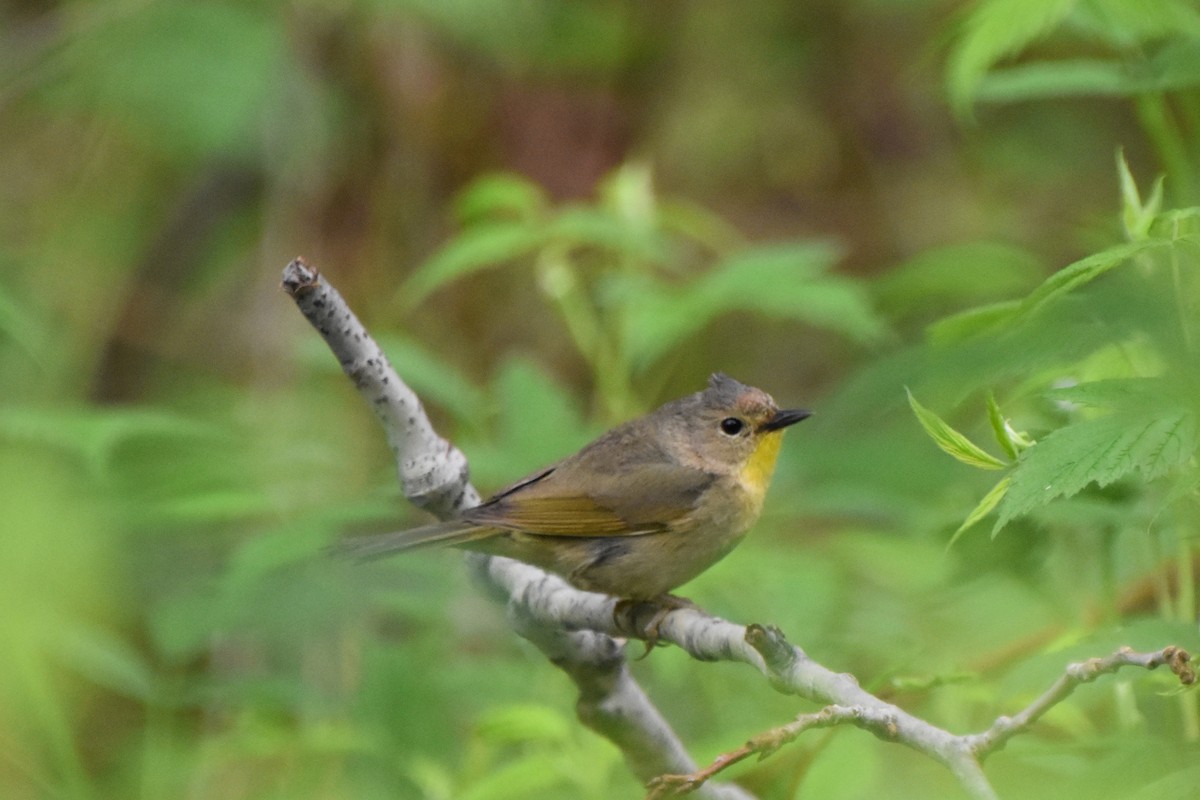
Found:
[329,519,491,561]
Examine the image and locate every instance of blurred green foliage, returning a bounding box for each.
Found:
[2,0,1200,798]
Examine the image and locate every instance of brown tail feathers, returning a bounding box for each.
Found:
[329,519,490,561]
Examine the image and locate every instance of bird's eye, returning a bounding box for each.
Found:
[719,417,745,436]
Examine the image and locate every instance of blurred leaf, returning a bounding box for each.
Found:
[54,623,156,702]
[0,274,47,366]
[926,299,1022,343]
[543,206,668,261]
[599,161,657,226]
[1071,0,1200,48]
[1127,767,1200,800]
[0,406,220,479]
[1016,239,1174,320]
[946,0,1076,114]
[474,704,571,745]
[621,241,882,367]
[656,199,744,254]
[907,389,1008,470]
[403,220,546,306]
[454,174,548,225]
[1118,150,1165,241]
[465,358,598,489]
[949,475,1011,547]
[458,753,565,800]
[976,40,1200,104]
[874,241,1043,320]
[46,1,288,161]
[974,59,1136,102]
[401,0,632,76]
[1044,378,1173,409]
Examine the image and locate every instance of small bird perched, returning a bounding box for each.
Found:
[337,373,809,602]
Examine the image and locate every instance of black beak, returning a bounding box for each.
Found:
[761,407,812,432]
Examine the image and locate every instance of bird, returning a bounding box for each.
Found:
[335,372,809,604]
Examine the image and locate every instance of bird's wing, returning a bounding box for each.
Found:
[465,462,715,537]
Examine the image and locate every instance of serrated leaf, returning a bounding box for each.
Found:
[906,390,1008,470]
[948,475,1012,548]
[995,408,1200,532]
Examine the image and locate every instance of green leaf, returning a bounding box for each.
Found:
[474,704,571,745]
[402,220,546,306]
[1044,377,1169,409]
[0,406,219,479]
[995,407,1199,532]
[948,475,1012,547]
[1072,0,1200,48]
[945,0,1077,115]
[925,300,1021,343]
[906,390,1008,470]
[458,752,565,800]
[1015,238,1173,319]
[973,59,1140,102]
[986,393,1019,460]
[464,358,599,489]
[543,206,667,262]
[54,623,157,702]
[0,273,48,366]
[1118,150,1165,241]
[873,241,1043,320]
[621,242,882,367]
[47,2,288,161]
[454,173,548,225]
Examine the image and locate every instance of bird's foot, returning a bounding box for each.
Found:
[613,594,697,659]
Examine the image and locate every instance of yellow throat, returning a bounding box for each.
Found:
[739,430,784,500]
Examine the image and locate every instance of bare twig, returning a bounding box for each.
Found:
[646,705,893,800]
[646,644,1194,798]
[283,258,1195,800]
[965,644,1196,760]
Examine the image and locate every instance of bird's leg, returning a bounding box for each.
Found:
[613,594,698,658]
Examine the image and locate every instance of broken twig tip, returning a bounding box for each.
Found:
[281,257,320,296]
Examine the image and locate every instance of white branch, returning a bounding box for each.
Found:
[283,257,1195,800]
[283,258,750,800]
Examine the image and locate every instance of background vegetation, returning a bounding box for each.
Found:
[3,0,1199,797]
